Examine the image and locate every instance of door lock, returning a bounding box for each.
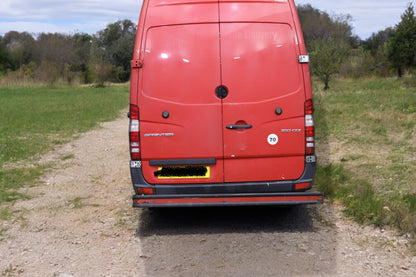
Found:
[215,85,228,99]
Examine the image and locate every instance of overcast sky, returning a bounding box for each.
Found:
[0,0,414,39]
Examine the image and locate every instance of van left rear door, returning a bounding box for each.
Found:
[139,24,224,184]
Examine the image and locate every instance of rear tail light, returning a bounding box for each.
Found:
[129,104,141,160]
[305,99,315,155]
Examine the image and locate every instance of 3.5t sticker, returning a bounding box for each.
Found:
[267,134,279,145]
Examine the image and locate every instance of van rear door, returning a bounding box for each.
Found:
[139,23,224,184]
[139,0,306,185]
[220,1,306,182]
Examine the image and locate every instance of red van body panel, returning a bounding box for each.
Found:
[129,0,323,207]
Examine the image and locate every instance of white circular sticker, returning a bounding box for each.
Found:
[267,134,279,145]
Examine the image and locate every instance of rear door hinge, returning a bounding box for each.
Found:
[298,55,310,63]
[131,59,144,68]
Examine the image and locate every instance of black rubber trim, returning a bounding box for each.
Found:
[131,156,317,195]
[149,158,217,166]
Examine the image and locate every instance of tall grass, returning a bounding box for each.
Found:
[0,85,128,204]
[314,77,416,237]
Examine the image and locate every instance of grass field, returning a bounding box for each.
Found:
[313,77,416,237]
[0,85,129,204]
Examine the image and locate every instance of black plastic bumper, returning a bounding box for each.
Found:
[130,157,323,207]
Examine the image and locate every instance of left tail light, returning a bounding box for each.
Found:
[129,104,141,160]
[305,99,315,155]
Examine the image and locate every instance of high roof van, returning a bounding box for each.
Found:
[129,0,323,207]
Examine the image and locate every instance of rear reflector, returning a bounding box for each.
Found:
[138,188,154,195]
[295,182,311,191]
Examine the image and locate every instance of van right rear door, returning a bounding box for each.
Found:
[220,22,306,183]
[219,1,307,183]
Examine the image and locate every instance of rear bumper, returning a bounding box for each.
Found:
[131,157,323,207]
[133,192,323,207]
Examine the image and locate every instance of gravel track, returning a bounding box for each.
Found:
[1,115,415,276]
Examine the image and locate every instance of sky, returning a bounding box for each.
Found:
[0,0,415,39]
[295,0,415,39]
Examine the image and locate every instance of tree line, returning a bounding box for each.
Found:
[299,3,416,89]
[0,19,136,86]
[0,4,415,88]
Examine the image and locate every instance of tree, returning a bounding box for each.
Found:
[72,33,93,83]
[309,39,350,90]
[297,4,359,47]
[34,33,76,64]
[0,36,7,75]
[359,28,394,77]
[95,20,136,82]
[363,27,395,56]
[297,4,334,42]
[298,4,355,89]
[3,31,35,71]
[388,3,416,77]
[33,33,79,84]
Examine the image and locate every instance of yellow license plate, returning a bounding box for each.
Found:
[155,166,210,179]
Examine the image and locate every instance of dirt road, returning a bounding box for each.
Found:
[1,115,415,276]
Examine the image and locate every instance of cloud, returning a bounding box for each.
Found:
[0,0,142,20]
[0,21,115,36]
[0,0,142,35]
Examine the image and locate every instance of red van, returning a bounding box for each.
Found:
[129,0,323,207]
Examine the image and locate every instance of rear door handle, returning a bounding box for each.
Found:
[226,124,252,129]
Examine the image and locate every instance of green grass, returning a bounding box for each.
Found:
[68,196,88,209]
[61,154,75,161]
[0,85,128,205]
[68,196,99,209]
[316,162,416,233]
[314,77,416,236]
[0,85,128,164]
[0,166,48,203]
[0,208,11,221]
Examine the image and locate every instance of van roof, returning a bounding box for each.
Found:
[149,0,290,5]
